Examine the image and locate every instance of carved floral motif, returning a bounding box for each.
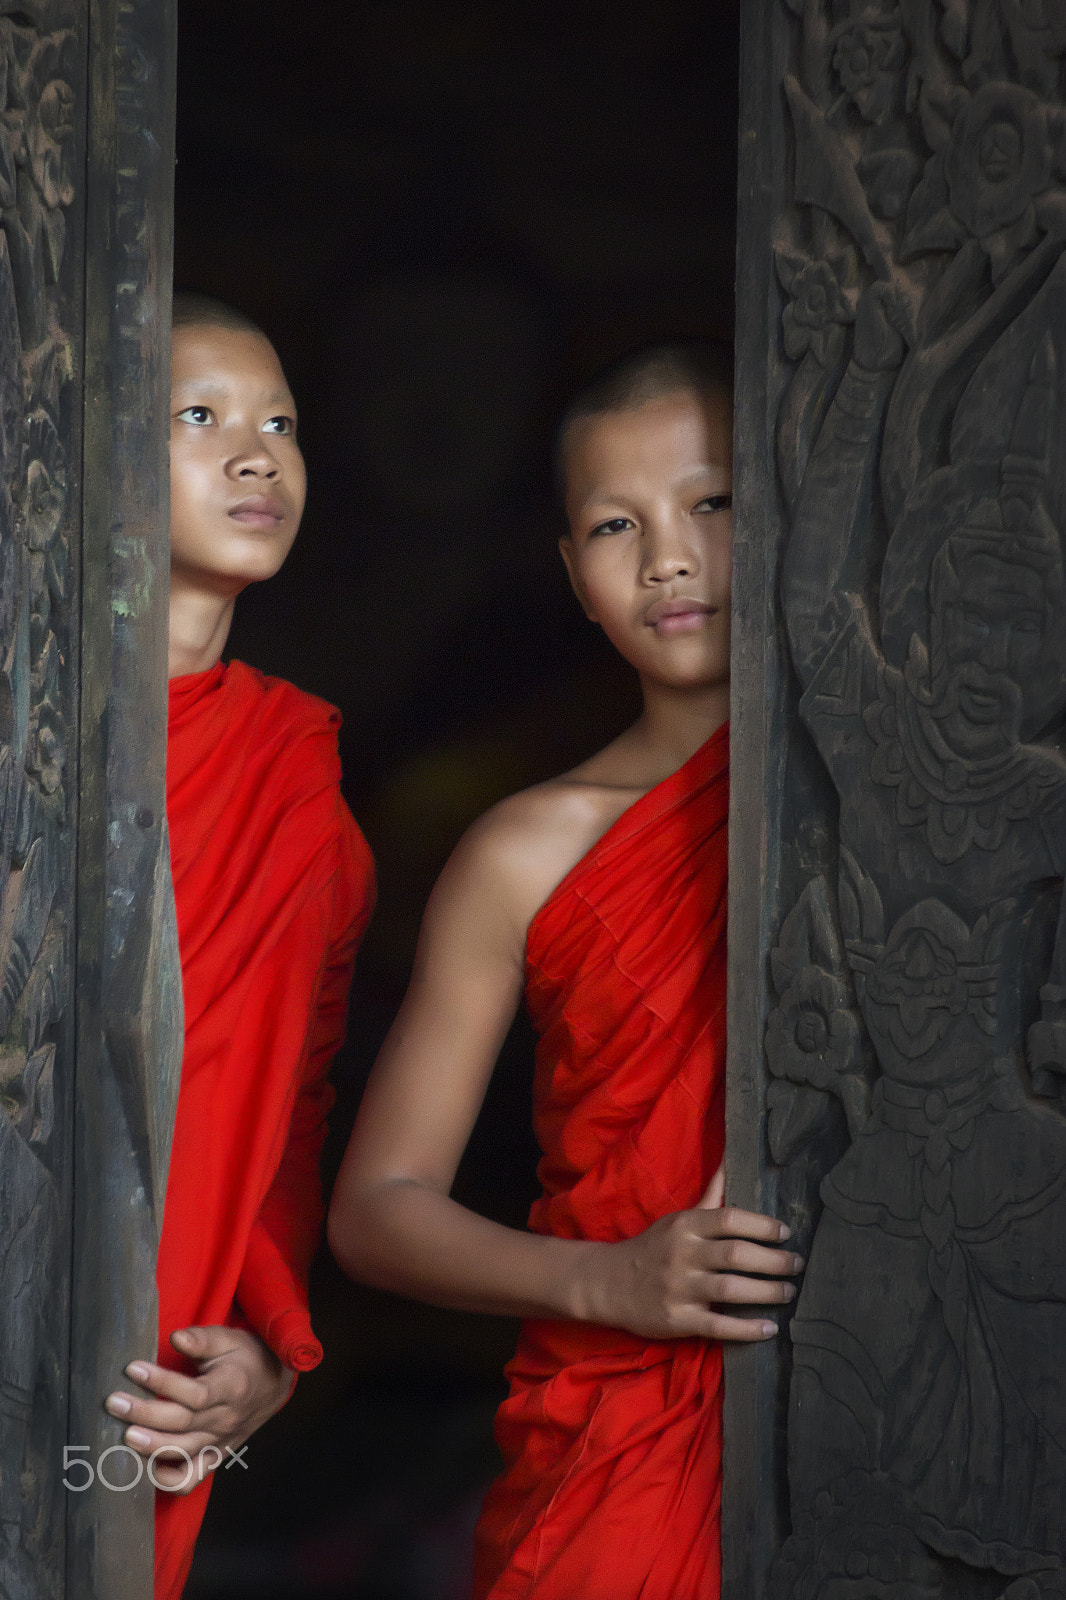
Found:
[903,82,1066,279]
[832,7,906,125]
[765,875,869,1162]
[777,248,858,364]
[766,967,858,1090]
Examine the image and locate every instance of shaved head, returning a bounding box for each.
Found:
[172,290,266,339]
[555,339,734,497]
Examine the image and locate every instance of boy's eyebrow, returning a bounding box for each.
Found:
[675,462,731,480]
[577,463,731,504]
[172,378,230,397]
[171,378,294,407]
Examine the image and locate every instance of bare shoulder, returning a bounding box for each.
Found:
[435,769,644,946]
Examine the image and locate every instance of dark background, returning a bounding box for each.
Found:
[175,4,739,1594]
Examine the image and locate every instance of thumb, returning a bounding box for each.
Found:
[171,1324,232,1361]
[698,1163,725,1210]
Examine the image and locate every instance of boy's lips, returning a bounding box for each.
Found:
[644,596,713,634]
[228,494,284,528]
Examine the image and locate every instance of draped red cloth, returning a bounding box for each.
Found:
[473,723,729,1600]
[155,659,375,1600]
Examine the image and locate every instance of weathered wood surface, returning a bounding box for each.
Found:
[0,0,177,1593]
[68,0,180,1594]
[0,5,87,1592]
[726,3,1066,1596]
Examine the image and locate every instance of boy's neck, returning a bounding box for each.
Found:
[632,678,730,774]
[168,574,237,679]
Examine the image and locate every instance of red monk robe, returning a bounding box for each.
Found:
[156,659,375,1600]
[473,722,728,1600]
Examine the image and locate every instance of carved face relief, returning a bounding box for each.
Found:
[928,552,1054,756]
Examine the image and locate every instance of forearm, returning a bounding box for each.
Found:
[328,1178,605,1323]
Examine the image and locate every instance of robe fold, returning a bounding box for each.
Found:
[155,659,375,1600]
[473,722,729,1600]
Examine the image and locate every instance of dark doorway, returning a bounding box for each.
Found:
[175,4,739,1594]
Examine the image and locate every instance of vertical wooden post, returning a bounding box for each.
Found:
[0,0,176,1590]
[723,6,793,1591]
[68,0,180,1593]
[727,2,1066,1594]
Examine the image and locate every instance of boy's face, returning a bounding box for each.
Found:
[170,323,306,592]
[559,389,733,693]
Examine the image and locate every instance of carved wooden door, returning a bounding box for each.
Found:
[0,1,179,1595]
[726,3,1066,1596]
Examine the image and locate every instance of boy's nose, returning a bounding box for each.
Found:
[228,446,279,480]
[643,523,698,582]
[648,556,691,581]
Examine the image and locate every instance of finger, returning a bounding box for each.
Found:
[171,1324,241,1363]
[679,1266,796,1308]
[671,1307,780,1341]
[706,1272,798,1306]
[705,1310,781,1343]
[105,1392,196,1433]
[697,1163,725,1210]
[124,1360,212,1409]
[695,1237,805,1279]
[122,1425,217,1462]
[692,1204,792,1244]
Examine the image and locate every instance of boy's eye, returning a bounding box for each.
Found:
[589,517,634,538]
[175,405,213,426]
[694,494,733,515]
[263,415,295,436]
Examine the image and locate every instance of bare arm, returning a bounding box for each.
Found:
[328,798,802,1342]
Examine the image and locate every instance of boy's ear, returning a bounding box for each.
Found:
[558,536,599,624]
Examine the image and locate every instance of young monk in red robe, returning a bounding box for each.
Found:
[103,294,375,1599]
[328,343,802,1598]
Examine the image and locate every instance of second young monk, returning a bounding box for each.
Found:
[103,295,375,1599]
[328,343,801,1599]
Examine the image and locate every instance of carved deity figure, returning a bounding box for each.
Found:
[772,258,1066,1597]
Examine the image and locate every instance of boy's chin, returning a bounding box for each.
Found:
[641,662,730,694]
[176,540,294,583]
[636,642,730,691]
